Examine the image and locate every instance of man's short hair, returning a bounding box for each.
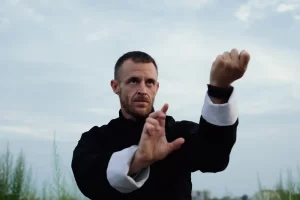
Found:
[114,51,158,80]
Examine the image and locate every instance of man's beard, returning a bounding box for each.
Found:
[120,95,153,120]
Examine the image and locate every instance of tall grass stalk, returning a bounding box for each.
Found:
[0,143,37,200]
[0,136,299,200]
[0,136,88,200]
[256,168,300,200]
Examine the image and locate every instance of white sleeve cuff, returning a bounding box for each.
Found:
[201,87,238,126]
[106,145,150,193]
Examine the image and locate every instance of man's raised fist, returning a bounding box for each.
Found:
[210,48,250,88]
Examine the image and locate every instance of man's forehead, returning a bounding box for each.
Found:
[119,60,157,79]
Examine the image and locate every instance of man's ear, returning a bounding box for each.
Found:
[156,81,160,92]
[110,80,120,95]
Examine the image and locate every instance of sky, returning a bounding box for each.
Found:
[1,0,300,198]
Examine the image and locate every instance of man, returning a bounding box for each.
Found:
[71,49,250,200]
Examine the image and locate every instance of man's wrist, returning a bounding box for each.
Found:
[207,84,233,104]
[128,152,150,176]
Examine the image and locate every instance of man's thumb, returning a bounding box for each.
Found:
[169,138,185,152]
[161,103,169,114]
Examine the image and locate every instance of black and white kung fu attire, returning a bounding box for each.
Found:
[71,86,238,200]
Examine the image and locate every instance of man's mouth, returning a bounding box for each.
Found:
[134,99,149,103]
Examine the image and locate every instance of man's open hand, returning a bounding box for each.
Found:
[129,104,184,175]
[210,48,250,88]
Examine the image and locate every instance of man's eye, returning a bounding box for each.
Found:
[147,80,155,85]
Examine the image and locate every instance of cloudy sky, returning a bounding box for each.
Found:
[1,0,300,198]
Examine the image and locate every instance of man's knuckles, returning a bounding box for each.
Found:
[145,123,154,131]
[215,56,226,66]
[217,49,248,62]
[215,55,243,70]
[146,117,159,127]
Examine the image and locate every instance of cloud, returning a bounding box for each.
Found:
[85,107,118,117]
[0,17,10,26]
[294,14,300,19]
[234,0,279,22]
[147,24,299,85]
[0,108,98,142]
[1,0,45,23]
[7,0,20,6]
[276,3,299,12]
[235,0,300,22]
[0,0,299,139]
[22,6,44,22]
[86,31,111,42]
[1,3,300,139]
[120,0,216,11]
[234,4,252,22]
[157,0,215,9]
[0,125,52,139]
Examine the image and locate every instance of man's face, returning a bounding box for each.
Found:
[111,59,159,119]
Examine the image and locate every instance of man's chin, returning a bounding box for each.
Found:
[132,107,152,118]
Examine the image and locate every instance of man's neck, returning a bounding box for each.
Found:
[120,109,136,121]
[119,108,154,122]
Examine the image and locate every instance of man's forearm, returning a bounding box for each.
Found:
[128,151,150,176]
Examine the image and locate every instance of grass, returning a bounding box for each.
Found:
[254,169,300,200]
[0,137,299,200]
[0,137,88,200]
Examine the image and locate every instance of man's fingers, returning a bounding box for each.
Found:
[222,51,231,60]
[160,104,168,127]
[239,50,250,68]
[148,104,169,128]
[146,117,160,130]
[149,111,166,128]
[149,103,168,119]
[230,48,239,61]
[144,123,155,135]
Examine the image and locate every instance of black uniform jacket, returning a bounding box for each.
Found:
[71,102,238,200]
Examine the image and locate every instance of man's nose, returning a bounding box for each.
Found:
[137,83,147,95]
